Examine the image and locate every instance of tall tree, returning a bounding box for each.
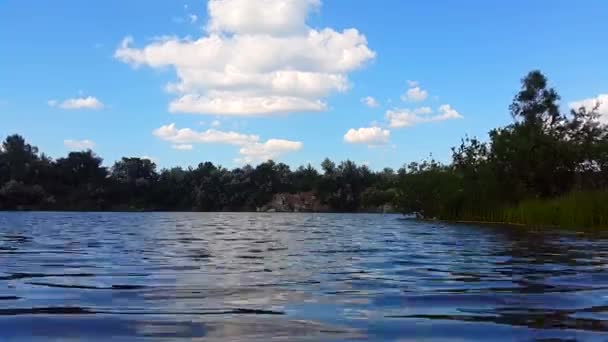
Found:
[0,134,40,183]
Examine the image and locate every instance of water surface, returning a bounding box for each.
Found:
[1,212,608,341]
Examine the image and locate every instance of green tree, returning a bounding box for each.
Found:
[110,157,158,209]
[0,134,40,183]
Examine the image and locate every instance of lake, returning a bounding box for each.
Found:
[1,212,607,341]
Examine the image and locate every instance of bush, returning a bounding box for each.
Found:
[0,180,48,209]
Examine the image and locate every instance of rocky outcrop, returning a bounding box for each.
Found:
[257,192,329,212]
[363,203,397,214]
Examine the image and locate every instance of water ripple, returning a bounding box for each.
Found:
[1,212,608,341]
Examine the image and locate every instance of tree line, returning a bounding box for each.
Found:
[1,70,607,225]
[395,71,608,226]
[0,136,398,211]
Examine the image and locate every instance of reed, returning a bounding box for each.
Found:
[455,191,608,229]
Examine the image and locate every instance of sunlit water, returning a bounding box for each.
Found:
[1,212,608,341]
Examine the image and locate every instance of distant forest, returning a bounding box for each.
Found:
[2,71,608,226]
[0,136,396,212]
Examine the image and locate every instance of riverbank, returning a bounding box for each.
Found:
[1,191,397,213]
[418,217,605,232]
[418,191,608,230]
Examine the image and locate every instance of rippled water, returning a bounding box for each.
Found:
[1,212,608,341]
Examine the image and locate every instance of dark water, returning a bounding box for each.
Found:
[1,213,608,341]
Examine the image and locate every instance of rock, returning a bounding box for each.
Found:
[260,191,328,212]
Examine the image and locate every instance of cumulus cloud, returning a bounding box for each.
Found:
[49,96,104,110]
[64,139,95,150]
[115,0,375,116]
[153,123,302,163]
[437,104,462,120]
[188,14,198,24]
[153,123,258,146]
[168,94,326,115]
[172,144,194,150]
[237,139,303,163]
[386,109,419,128]
[414,106,432,115]
[402,85,428,102]
[206,0,320,35]
[387,104,462,128]
[361,96,379,108]
[211,119,221,127]
[569,94,608,124]
[344,126,390,145]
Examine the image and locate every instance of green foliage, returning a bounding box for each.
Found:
[0,134,40,183]
[394,70,608,228]
[393,160,462,219]
[1,70,607,226]
[317,160,375,211]
[0,180,50,209]
[361,187,397,209]
[0,136,395,212]
[479,191,608,229]
[112,157,158,185]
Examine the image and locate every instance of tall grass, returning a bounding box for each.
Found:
[454,191,608,230]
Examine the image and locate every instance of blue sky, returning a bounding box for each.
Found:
[2,0,607,170]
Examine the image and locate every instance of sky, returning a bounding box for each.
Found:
[2,0,608,170]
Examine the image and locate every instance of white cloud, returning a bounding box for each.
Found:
[402,86,428,102]
[64,139,95,150]
[153,123,259,146]
[49,96,104,110]
[206,0,320,35]
[361,96,379,108]
[237,139,303,163]
[211,119,221,127]
[168,94,326,115]
[115,0,374,116]
[407,80,419,87]
[153,123,302,163]
[344,126,390,145]
[437,104,462,120]
[188,14,198,24]
[569,94,608,124]
[414,106,432,115]
[387,104,462,128]
[386,110,419,128]
[172,144,194,150]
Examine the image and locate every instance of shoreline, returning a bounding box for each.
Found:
[419,218,607,231]
[425,218,527,227]
[0,209,400,214]
[3,210,604,230]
